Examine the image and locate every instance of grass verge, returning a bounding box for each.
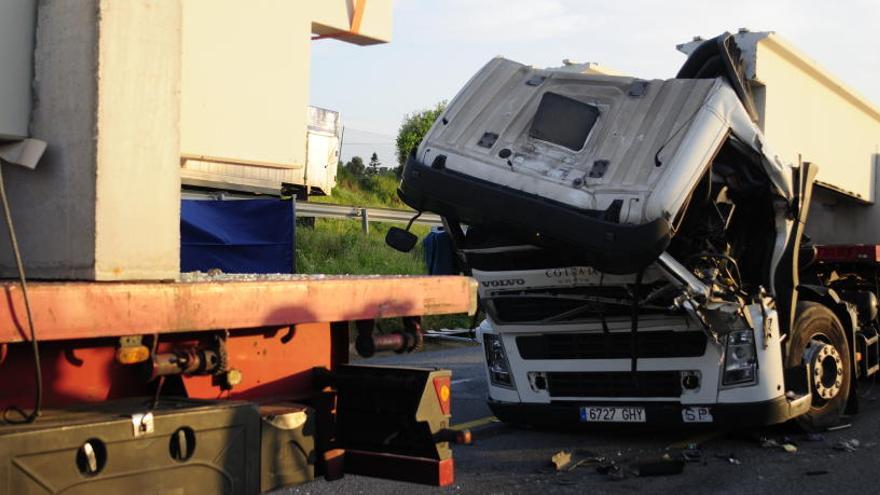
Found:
[296,218,471,331]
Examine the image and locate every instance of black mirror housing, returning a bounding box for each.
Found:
[385,227,418,253]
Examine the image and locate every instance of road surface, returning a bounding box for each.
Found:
[284,342,880,494]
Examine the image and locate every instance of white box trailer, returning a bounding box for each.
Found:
[181,105,341,197]
[678,31,880,244]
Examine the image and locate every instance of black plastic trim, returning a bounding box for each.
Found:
[398,156,672,274]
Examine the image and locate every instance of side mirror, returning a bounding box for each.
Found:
[385,227,418,253]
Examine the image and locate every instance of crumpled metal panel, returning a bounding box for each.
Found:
[418,57,790,227]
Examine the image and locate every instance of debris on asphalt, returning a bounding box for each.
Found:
[596,460,626,481]
[760,438,779,448]
[551,451,572,471]
[834,439,860,452]
[715,453,742,465]
[681,448,703,463]
[759,437,797,453]
[806,470,829,476]
[827,423,853,432]
[805,433,825,442]
[633,458,685,477]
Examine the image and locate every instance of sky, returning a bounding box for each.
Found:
[309,0,880,167]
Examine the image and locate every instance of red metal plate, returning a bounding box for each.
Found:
[0,323,343,409]
[814,244,880,264]
[0,276,475,343]
[344,449,454,487]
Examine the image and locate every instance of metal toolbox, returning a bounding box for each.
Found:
[0,398,260,494]
[259,403,316,492]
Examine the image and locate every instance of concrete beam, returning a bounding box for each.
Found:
[0,0,181,280]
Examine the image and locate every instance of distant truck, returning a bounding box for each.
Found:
[396,31,880,431]
[181,105,342,198]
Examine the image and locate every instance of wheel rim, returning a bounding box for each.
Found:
[805,339,843,403]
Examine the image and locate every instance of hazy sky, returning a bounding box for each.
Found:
[310,0,880,166]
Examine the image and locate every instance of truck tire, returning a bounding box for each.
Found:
[786,302,851,431]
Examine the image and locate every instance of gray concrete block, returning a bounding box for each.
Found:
[0,0,181,280]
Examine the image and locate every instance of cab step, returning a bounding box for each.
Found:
[856,329,879,377]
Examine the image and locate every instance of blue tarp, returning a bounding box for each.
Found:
[423,227,458,275]
[180,199,294,274]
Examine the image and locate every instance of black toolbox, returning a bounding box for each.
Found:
[0,398,260,494]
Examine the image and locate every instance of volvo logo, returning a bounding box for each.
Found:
[481,279,526,288]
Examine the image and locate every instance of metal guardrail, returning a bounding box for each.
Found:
[181,189,441,232]
[295,201,442,233]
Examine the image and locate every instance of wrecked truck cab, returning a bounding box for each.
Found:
[398,57,792,275]
[396,31,880,429]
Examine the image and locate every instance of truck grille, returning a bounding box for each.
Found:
[516,331,707,360]
[487,287,633,323]
[547,371,681,398]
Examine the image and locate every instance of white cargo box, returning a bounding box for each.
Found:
[679,31,880,203]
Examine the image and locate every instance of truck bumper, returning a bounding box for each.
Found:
[488,395,808,428]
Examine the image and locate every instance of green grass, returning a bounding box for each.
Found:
[296,219,430,275]
[311,168,405,209]
[296,219,471,331]
[297,167,473,331]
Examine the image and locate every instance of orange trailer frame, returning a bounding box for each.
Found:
[0,275,476,488]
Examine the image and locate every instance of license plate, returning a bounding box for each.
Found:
[681,407,713,423]
[580,406,646,423]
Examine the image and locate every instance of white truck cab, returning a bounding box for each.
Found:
[397,31,880,429]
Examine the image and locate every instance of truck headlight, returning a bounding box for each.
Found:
[723,329,757,386]
[484,334,514,388]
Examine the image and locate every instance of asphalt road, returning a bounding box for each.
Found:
[285,342,880,495]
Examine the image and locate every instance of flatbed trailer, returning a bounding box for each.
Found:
[0,275,477,493]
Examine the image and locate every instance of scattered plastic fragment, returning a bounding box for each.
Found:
[827,423,852,432]
[715,453,741,465]
[551,451,572,471]
[681,448,703,463]
[760,438,779,448]
[834,439,860,453]
[597,460,626,480]
[633,459,685,477]
[760,438,797,453]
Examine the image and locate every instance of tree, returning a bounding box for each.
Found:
[344,156,365,178]
[395,101,447,177]
[367,152,381,176]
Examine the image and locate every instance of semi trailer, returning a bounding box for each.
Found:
[395,31,880,431]
[0,2,478,493]
[0,276,477,492]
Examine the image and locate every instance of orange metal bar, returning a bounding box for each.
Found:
[0,276,476,344]
[350,0,367,34]
[312,0,367,41]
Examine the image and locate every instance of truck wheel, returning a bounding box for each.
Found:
[786,302,851,431]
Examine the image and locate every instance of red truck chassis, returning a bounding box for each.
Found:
[0,275,476,492]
